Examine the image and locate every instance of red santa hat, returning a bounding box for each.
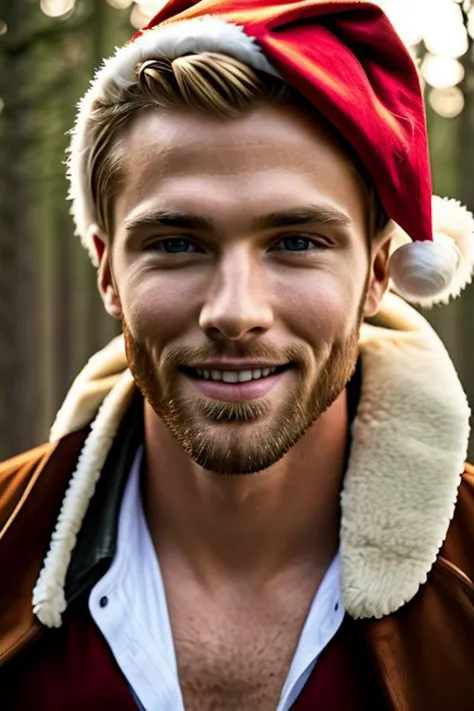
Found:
[68,0,474,307]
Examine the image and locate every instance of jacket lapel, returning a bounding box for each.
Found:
[0,429,88,666]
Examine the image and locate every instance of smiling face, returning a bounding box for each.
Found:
[96,104,389,474]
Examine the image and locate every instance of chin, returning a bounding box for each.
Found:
[158,399,313,475]
[180,436,292,476]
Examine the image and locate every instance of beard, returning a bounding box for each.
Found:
[122,319,361,476]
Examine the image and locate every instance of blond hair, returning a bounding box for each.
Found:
[87,52,386,238]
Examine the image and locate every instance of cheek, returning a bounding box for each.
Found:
[120,268,204,347]
[274,267,364,345]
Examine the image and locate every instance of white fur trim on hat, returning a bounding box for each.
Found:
[388,196,474,307]
[67,15,280,265]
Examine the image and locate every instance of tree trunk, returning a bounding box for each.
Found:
[0,0,39,458]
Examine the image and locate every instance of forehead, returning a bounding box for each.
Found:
[113,104,367,232]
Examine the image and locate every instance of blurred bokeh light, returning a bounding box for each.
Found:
[106,0,133,9]
[40,0,76,19]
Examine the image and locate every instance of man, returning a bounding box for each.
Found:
[1,0,474,709]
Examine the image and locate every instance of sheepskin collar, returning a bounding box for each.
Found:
[32,293,470,627]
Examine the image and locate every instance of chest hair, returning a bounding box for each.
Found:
[167,579,319,711]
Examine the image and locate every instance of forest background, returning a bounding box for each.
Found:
[1,0,473,459]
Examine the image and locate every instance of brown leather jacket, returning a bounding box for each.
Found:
[1,421,474,709]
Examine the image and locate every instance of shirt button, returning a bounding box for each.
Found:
[99,595,109,608]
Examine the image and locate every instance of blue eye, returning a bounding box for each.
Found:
[272,235,323,251]
[150,238,197,253]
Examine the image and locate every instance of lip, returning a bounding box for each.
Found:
[182,368,291,402]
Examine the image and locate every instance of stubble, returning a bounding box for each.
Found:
[122,320,360,475]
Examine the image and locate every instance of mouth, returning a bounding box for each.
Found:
[178,363,295,402]
[179,363,292,383]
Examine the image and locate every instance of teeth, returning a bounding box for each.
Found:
[222,371,239,383]
[238,369,253,382]
[192,366,280,382]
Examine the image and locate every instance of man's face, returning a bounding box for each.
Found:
[97,104,387,474]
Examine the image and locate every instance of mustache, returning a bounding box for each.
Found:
[122,320,316,383]
[157,342,313,371]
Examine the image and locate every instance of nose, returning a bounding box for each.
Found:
[199,249,274,342]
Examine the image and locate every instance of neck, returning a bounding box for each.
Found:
[142,392,348,588]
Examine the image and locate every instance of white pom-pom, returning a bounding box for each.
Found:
[431,196,474,294]
[388,196,474,307]
[389,236,461,307]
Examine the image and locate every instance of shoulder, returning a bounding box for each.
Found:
[0,443,56,533]
[440,464,474,580]
[0,429,88,538]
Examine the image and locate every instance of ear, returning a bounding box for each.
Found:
[362,226,393,318]
[90,225,122,321]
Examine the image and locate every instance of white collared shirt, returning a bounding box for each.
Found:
[89,446,344,711]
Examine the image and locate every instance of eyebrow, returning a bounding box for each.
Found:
[123,205,354,234]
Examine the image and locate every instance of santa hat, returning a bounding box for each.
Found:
[68,0,474,308]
